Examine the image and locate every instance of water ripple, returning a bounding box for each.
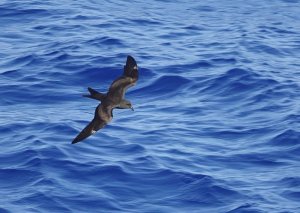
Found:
[0,0,299,212]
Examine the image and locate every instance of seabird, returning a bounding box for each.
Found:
[83,87,133,110]
[72,55,138,144]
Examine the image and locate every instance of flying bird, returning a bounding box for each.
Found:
[72,55,138,144]
[83,87,134,110]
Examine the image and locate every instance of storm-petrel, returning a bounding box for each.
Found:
[72,55,138,144]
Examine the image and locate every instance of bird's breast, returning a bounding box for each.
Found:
[96,104,113,123]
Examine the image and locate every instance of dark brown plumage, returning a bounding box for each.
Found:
[72,56,138,144]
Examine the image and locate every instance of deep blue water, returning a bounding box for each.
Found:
[1,0,300,212]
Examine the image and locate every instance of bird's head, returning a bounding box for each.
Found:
[118,99,134,111]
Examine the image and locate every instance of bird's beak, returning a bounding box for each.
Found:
[131,106,134,111]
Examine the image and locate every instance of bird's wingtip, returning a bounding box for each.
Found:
[71,138,80,144]
[127,55,136,65]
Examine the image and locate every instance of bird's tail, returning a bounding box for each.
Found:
[83,87,106,102]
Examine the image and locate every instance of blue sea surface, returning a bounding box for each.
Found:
[1,0,300,212]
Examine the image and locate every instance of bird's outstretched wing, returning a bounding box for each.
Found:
[72,118,107,144]
[83,87,106,102]
[106,56,139,102]
[123,55,139,81]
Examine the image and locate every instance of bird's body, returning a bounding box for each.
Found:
[72,56,138,144]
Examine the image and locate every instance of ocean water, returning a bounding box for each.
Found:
[0,0,300,212]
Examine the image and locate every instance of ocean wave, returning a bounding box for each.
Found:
[269,129,300,147]
[1,0,299,212]
[138,75,191,96]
